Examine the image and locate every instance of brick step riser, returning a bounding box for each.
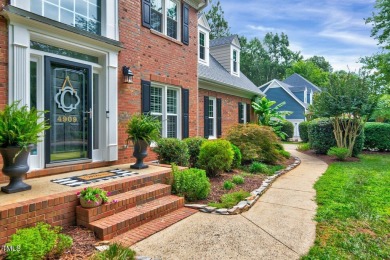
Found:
[93,197,184,240]
[76,185,171,224]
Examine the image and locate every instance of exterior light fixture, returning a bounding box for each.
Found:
[122,66,134,84]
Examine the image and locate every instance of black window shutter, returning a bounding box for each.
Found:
[246,103,251,123]
[142,0,151,28]
[182,88,189,139]
[141,80,151,114]
[217,98,222,137]
[182,3,190,45]
[238,102,244,123]
[204,96,209,138]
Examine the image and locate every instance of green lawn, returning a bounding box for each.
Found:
[303,154,390,260]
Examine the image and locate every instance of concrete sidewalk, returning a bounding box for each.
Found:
[131,144,328,260]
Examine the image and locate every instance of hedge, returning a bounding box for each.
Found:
[279,121,294,141]
[308,118,364,156]
[364,123,390,151]
[299,121,310,143]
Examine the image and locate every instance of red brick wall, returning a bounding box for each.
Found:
[116,0,199,165]
[198,88,254,137]
[0,2,9,184]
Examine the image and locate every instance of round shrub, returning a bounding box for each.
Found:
[183,137,206,167]
[153,138,189,166]
[299,121,310,143]
[223,181,235,190]
[249,162,270,174]
[226,124,281,164]
[279,121,294,141]
[230,143,242,169]
[308,118,364,156]
[327,147,349,161]
[172,165,210,201]
[198,139,234,177]
[232,175,245,185]
[364,123,390,151]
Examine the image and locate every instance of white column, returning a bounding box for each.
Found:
[106,52,118,161]
[9,25,30,106]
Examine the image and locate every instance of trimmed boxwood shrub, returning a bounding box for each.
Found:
[172,165,210,201]
[364,122,390,151]
[226,124,281,164]
[299,121,310,143]
[183,137,206,167]
[153,138,189,166]
[198,139,234,177]
[308,118,364,156]
[230,143,242,169]
[279,121,294,141]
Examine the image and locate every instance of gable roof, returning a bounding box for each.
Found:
[283,73,321,92]
[199,54,263,96]
[197,13,210,31]
[289,86,307,92]
[210,35,241,49]
[261,79,308,109]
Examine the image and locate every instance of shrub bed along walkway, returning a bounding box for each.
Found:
[131,144,328,259]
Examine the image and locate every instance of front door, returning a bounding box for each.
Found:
[44,57,92,166]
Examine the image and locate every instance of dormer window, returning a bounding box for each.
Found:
[151,0,180,40]
[233,50,238,73]
[199,32,206,60]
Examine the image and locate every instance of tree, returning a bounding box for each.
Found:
[306,56,333,73]
[204,0,230,40]
[371,94,390,122]
[365,0,390,49]
[252,96,292,139]
[312,72,378,156]
[286,60,329,87]
[360,52,390,92]
[240,33,302,86]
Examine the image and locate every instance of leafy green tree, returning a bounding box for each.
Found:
[306,56,333,73]
[240,33,302,86]
[360,52,390,92]
[252,97,292,139]
[371,94,390,122]
[312,72,378,156]
[204,0,230,40]
[286,60,329,87]
[365,0,390,49]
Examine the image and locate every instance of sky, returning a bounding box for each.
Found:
[214,0,380,71]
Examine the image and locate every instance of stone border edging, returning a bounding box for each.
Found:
[185,156,301,215]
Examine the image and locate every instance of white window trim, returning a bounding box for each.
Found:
[304,88,308,103]
[231,46,240,77]
[240,102,247,123]
[310,90,313,104]
[151,0,182,41]
[208,97,217,139]
[151,83,182,139]
[198,28,209,66]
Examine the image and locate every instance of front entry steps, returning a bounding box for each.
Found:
[76,183,197,242]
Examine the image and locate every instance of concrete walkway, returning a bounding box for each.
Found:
[131,144,328,260]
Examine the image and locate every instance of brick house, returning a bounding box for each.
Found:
[197,14,263,138]
[0,0,207,183]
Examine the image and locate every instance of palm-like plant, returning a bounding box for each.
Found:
[126,113,161,144]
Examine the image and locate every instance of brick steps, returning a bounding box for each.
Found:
[89,195,185,240]
[112,207,198,246]
[76,183,171,226]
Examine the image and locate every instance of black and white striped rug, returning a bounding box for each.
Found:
[51,169,139,187]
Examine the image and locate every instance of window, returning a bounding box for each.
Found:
[233,49,238,73]
[150,85,181,138]
[238,102,247,123]
[30,0,102,35]
[151,0,180,40]
[199,32,205,61]
[208,97,216,138]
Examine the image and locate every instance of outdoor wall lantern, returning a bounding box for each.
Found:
[122,66,134,84]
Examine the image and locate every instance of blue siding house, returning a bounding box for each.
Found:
[259,73,321,139]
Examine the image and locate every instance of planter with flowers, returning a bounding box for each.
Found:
[77,187,110,208]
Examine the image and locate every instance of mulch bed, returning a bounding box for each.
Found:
[299,149,360,165]
[58,226,99,260]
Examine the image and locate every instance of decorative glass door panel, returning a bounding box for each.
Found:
[44,57,92,165]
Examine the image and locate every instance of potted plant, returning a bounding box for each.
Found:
[126,114,161,169]
[77,187,110,208]
[0,101,49,193]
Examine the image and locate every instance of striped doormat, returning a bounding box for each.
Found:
[51,169,139,187]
